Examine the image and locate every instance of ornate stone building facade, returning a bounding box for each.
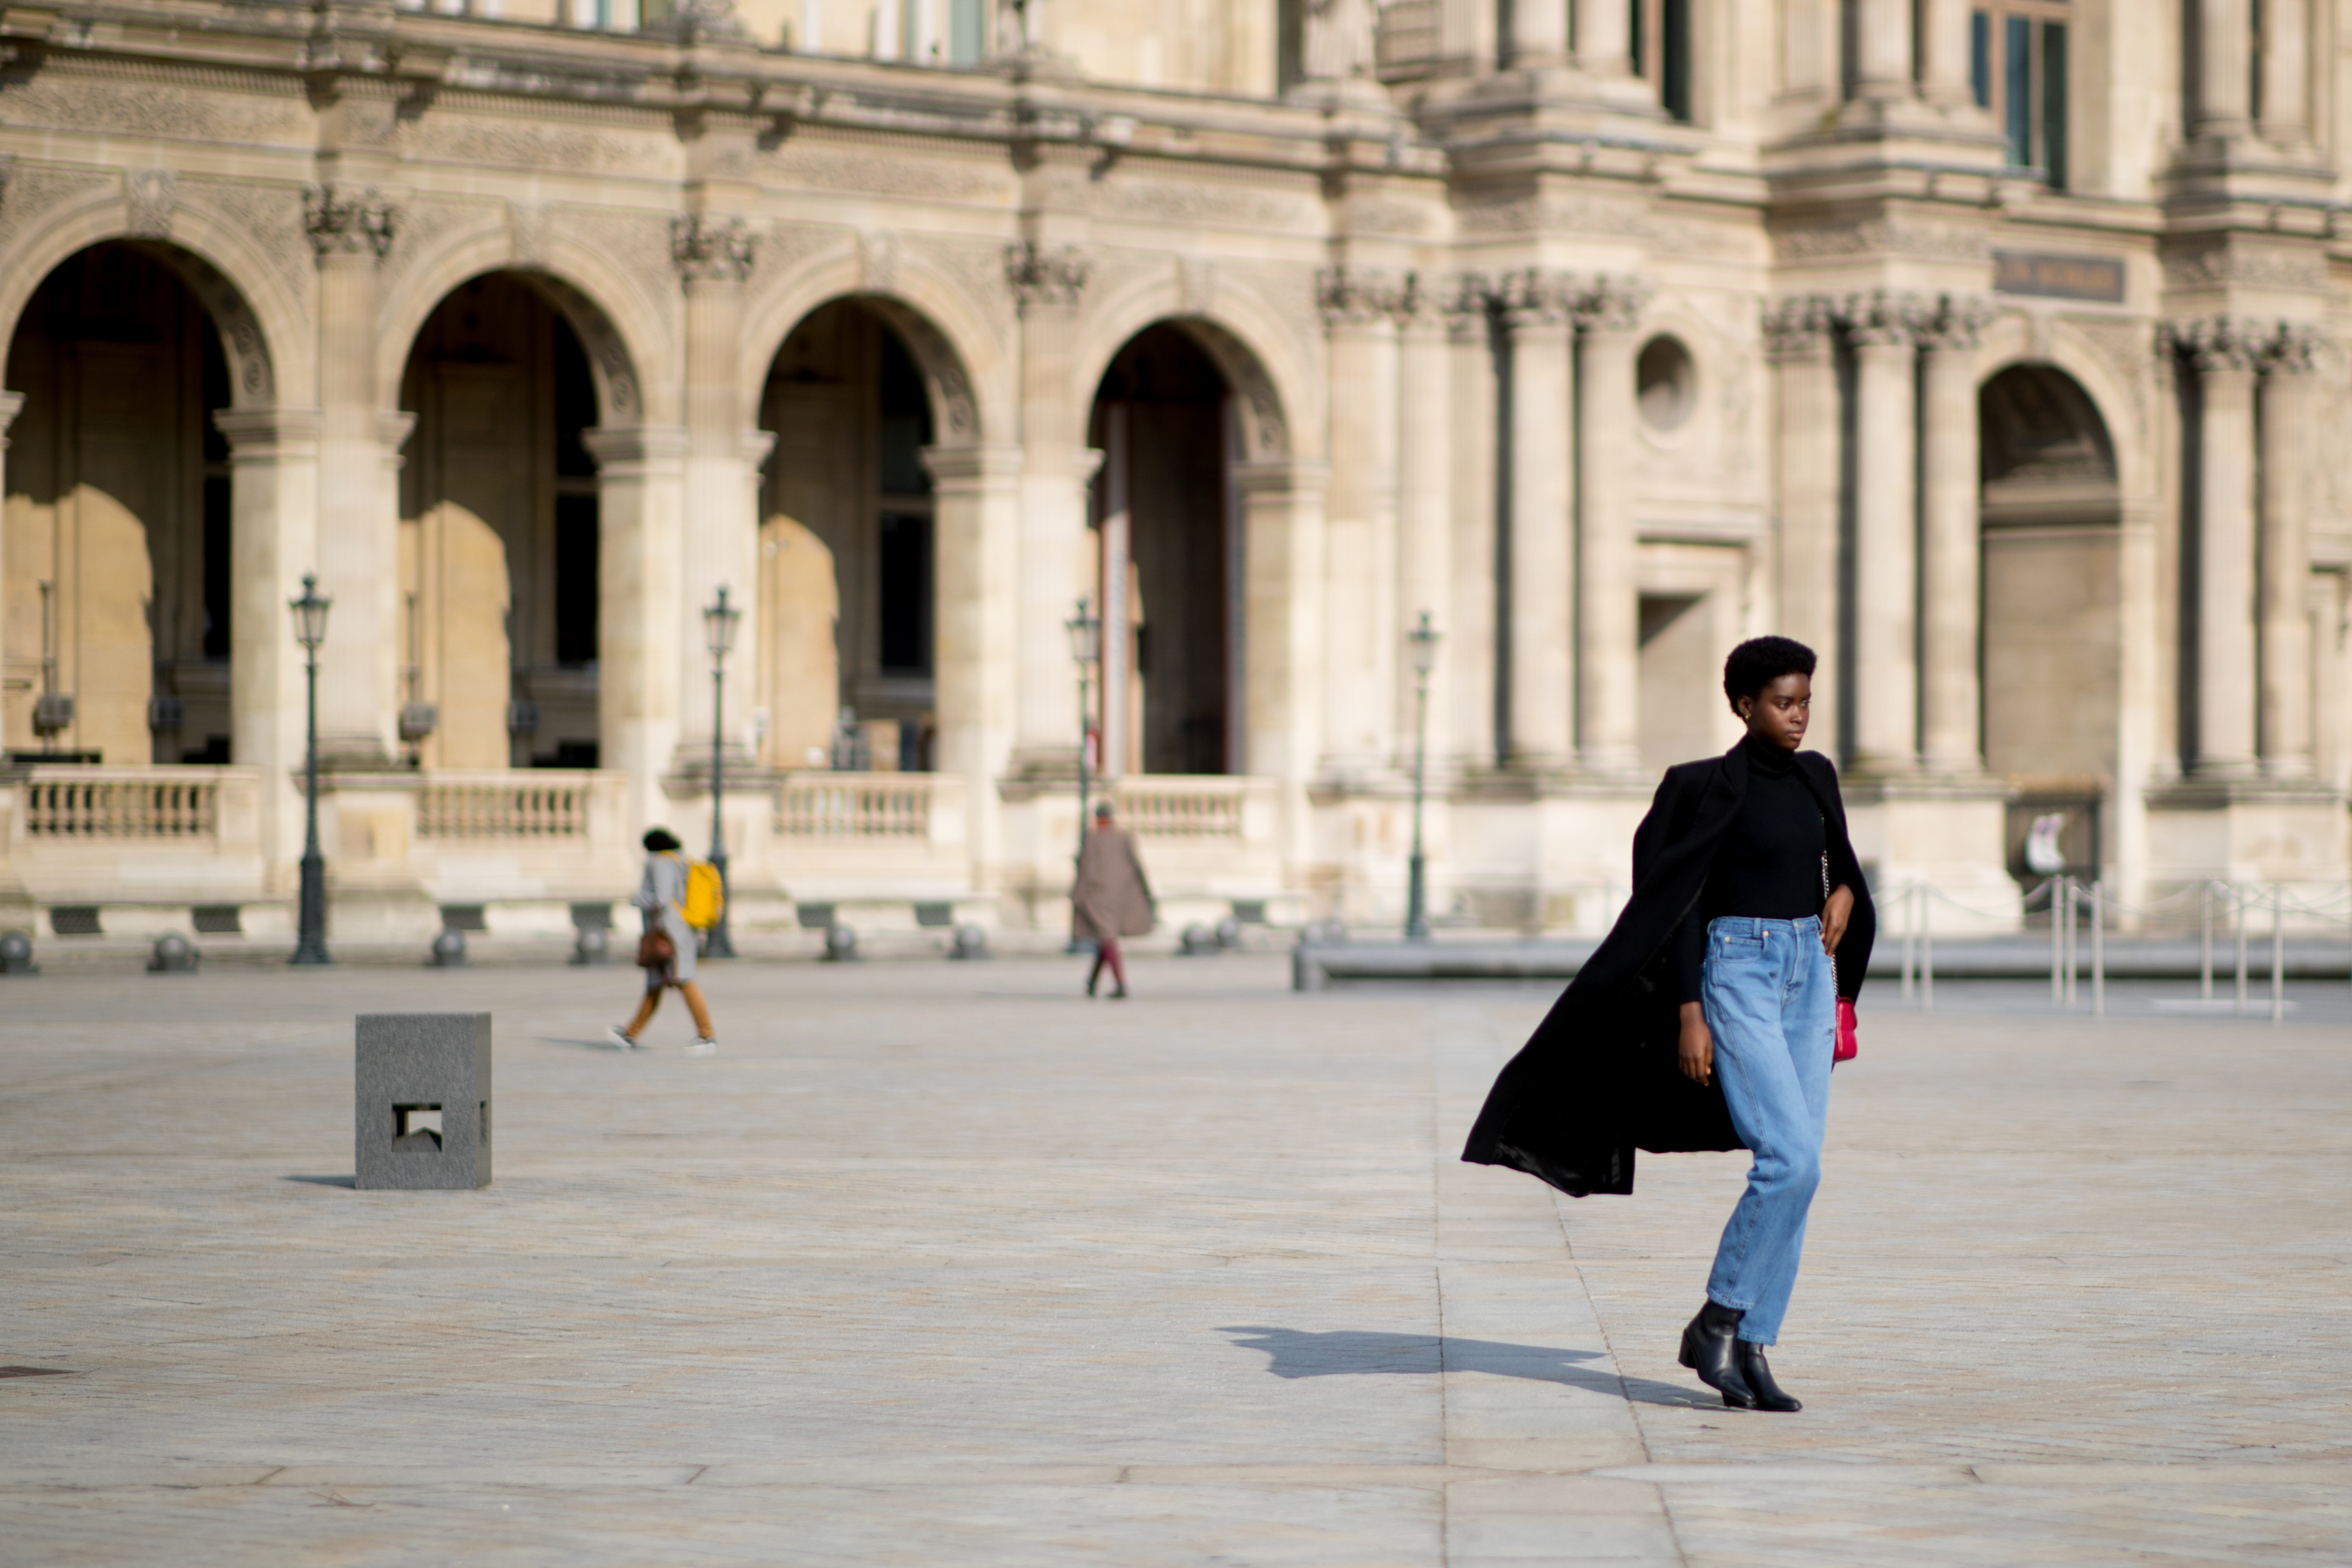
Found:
[0,0,2346,944]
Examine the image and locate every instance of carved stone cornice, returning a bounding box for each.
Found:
[1442,273,1492,341]
[670,213,754,283]
[1315,265,1403,330]
[1004,240,1087,311]
[1842,289,1930,348]
[1915,294,1997,352]
[2261,321,2325,375]
[1574,274,1650,335]
[1493,268,1579,330]
[2161,315,2274,375]
[304,183,395,261]
[1761,294,1837,361]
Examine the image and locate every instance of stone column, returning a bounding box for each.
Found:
[1572,0,1630,78]
[2195,0,2254,139]
[1497,269,1576,773]
[1394,276,1453,773]
[1444,278,1497,771]
[0,393,18,752]
[925,443,1024,882]
[1766,298,1842,762]
[1505,0,1570,69]
[2258,324,2318,777]
[672,214,759,774]
[1234,459,1328,877]
[1917,0,1976,107]
[213,409,323,885]
[2174,318,2261,776]
[585,426,688,835]
[1919,296,1992,774]
[1005,242,1092,777]
[1850,0,1916,101]
[1848,292,1922,774]
[1574,277,1646,775]
[304,185,398,768]
[2257,0,2309,144]
[1318,266,1402,778]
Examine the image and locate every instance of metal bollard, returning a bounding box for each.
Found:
[1921,887,1934,1012]
[822,923,859,963]
[0,929,35,976]
[429,927,469,969]
[949,923,990,961]
[2200,881,2214,1001]
[2235,884,2250,1011]
[2095,881,2111,1014]
[1179,923,1218,956]
[149,931,199,973]
[2050,877,2065,1005]
[2271,883,2285,1025]
[1901,884,1915,1006]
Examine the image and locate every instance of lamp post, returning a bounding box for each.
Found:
[702,585,742,959]
[1064,596,1102,862]
[1404,612,1441,942]
[288,573,333,966]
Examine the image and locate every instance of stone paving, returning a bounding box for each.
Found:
[1,956,2347,1565]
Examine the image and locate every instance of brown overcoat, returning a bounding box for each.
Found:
[1071,825,1154,941]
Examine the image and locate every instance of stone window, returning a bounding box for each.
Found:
[1971,3,2071,187]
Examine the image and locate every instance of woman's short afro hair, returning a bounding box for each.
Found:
[1722,636,1817,712]
[642,827,682,853]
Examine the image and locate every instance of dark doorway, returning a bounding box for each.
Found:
[1092,324,1233,776]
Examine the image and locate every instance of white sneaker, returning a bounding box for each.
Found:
[683,1038,718,1056]
[610,1025,641,1050]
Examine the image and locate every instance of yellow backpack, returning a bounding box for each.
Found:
[679,859,726,929]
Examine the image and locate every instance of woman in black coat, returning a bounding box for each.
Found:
[1463,637,1873,1413]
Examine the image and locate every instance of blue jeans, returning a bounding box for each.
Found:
[1700,915,1835,1346]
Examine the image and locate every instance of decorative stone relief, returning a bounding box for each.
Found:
[1090,175,1312,230]
[1915,294,1998,351]
[125,168,174,238]
[305,184,395,261]
[672,213,755,284]
[2157,315,2305,373]
[508,200,551,267]
[1772,217,1990,263]
[532,271,640,420]
[1,74,310,149]
[1315,265,1402,329]
[1178,255,1215,317]
[2160,242,2327,294]
[1576,275,1651,334]
[1004,240,1087,311]
[765,139,1011,202]
[1493,268,1579,328]
[858,228,899,294]
[177,176,311,308]
[1442,273,1493,341]
[1842,288,1931,346]
[0,164,111,257]
[1761,294,1836,360]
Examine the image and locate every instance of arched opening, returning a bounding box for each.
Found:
[1979,362,2119,882]
[758,299,939,774]
[3,243,235,764]
[396,274,604,770]
[1088,323,1237,777]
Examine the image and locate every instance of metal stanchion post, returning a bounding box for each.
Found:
[2235,883,2249,1011]
[2200,881,2213,1001]
[2050,877,2064,1005]
[2091,881,2104,1017]
[1922,886,1934,1012]
[2271,882,2285,1025]
[2064,877,2078,1008]
[1902,883,1915,1005]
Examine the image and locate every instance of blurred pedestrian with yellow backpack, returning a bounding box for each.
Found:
[611,827,724,1054]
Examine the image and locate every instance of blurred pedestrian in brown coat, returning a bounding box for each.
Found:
[1072,801,1152,998]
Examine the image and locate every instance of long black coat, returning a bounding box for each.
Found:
[1462,740,1876,1197]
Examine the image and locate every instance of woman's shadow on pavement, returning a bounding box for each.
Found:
[1218,1325,1719,1409]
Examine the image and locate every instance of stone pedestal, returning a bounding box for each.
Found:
[1842,776,2020,935]
[355,1012,492,1191]
[2144,781,2349,919]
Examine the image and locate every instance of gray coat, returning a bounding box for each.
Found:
[1071,826,1153,942]
[632,852,696,982]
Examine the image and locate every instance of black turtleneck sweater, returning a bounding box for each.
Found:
[1674,735,1828,1004]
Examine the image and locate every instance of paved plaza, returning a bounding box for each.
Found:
[2,955,2349,1566]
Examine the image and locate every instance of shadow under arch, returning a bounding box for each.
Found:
[1977,361,2123,885]
[0,230,279,412]
[390,264,645,430]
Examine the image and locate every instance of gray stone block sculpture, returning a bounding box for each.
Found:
[355,1013,492,1191]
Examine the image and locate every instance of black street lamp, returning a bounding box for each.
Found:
[1064,596,1101,862]
[288,573,333,966]
[1404,612,1442,942]
[702,585,742,959]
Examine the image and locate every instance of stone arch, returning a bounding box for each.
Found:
[0,196,294,409]
[736,240,1002,449]
[1975,314,2152,504]
[377,221,666,427]
[1075,271,1318,463]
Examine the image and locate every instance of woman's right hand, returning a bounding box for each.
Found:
[1678,1001,1713,1085]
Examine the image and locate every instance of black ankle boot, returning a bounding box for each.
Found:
[1735,1340,1801,1412]
[1678,1301,1758,1409]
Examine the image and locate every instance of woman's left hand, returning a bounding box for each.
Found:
[1821,885,1855,955]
